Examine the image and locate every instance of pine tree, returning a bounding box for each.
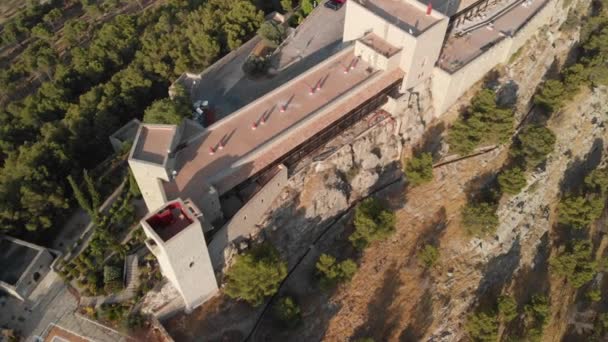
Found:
[67,175,93,216]
[84,169,100,212]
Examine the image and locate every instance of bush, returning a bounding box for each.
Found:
[104,265,122,284]
[511,125,556,169]
[224,243,287,306]
[447,89,514,155]
[584,167,608,194]
[557,194,605,229]
[461,202,499,237]
[404,152,434,186]
[301,0,314,15]
[498,295,518,323]
[315,254,358,289]
[349,198,396,250]
[243,55,270,76]
[417,244,440,268]
[534,79,566,112]
[550,240,598,288]
[272,296,301,329]
[466,311,498,342]
[587,289,602,302]
[498,167,527,195]
[524,294,550,327]
[257,21,285,45]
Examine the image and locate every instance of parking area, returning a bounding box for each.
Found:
[187,3,346,120]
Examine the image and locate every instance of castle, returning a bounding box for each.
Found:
[128,0,556,312]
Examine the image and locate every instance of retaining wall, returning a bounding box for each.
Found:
[432,0,558,114]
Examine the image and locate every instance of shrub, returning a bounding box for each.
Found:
[301,0,314,15]
[224,243,287,306]
[243,55,270,76]
[557,194,605,229]
[498,295,518,323]
[587,289,602,302]
[404,152,434,186]
[550,240,598,288]
[257,21,285,45]
[511,125,556,169]
[498,167,527,195]
[315,253,358,289]
[272,296,301,329]
[417,244,440,268]
[349,198,396,249]
[466,311,498,342]
[461,202,499,237]
[584,167,608,194]
[104,279,124,293]
[104,265,122,284]
[534,79,566,112]
[447,89,514,155]
[524,295,550,327]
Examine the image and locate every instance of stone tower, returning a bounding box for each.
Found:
[141,198,218,312]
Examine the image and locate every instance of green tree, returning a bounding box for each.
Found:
[258,21,285,46]
[64,19,89,45]
[584,167,608,194]
[550,240,598,288]
[461,202,498,237]
[349,198,396,249]
[524,294,550,327]
[224,243,287,306]
[224,1,264,51]
[301,0,315,15]
[534,79,566,112]
[68,175,93,216]
[498,295,518,323]
[447,89,514,155]
[43,8,62,30]
[557,194,605,229]
[83,169,101,219]
[272,296,301,329]
[281,0,293,12]
[404,152,434,186]
[511,125,556,169]
[417,244,440,268]
[104,265,122,283]
[587,289,602,302]
[128,170,141,198]
[31,23,52,40]
[315,253,358,289]
[143,98,190,125]
[466,311,498,342]
[498,167,527,195]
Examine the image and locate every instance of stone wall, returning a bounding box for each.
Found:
[432,0,559,114]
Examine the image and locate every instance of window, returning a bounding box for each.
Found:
[189,262,194,268]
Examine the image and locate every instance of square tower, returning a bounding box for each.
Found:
[141,198,218,312]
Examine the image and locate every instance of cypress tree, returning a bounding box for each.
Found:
[67,175,92,216]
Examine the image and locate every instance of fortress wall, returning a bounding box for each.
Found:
[129,160,168,212]
[509,0,556,55]
[432,36,512,114]
[432,0,557,115]
[208,165,288,270]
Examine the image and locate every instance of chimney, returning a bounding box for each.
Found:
[251,121,258,130]
[426,2,432,15]
[209,146,215,155]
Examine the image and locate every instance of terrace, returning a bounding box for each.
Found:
[438,0,549,72]
[131,125,176,165]
[359,32,402,58]
[162,48,404,207]
[146,202,194,242]
[353,0,443,35]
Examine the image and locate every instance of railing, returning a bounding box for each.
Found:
[233,77,403,191]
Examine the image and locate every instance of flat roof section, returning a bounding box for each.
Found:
[163,49,380,204]
[132,126,176,165]
[146,202,194,242]
[438,0,548,72]
[353,0,443,35]
[360,32,402,58]
[0,239,38,285]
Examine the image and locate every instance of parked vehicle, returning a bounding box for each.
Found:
[324,0,345,10]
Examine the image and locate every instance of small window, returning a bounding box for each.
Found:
[243,215,247,221]
[33,272,41,282]
[189,262,194,268]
